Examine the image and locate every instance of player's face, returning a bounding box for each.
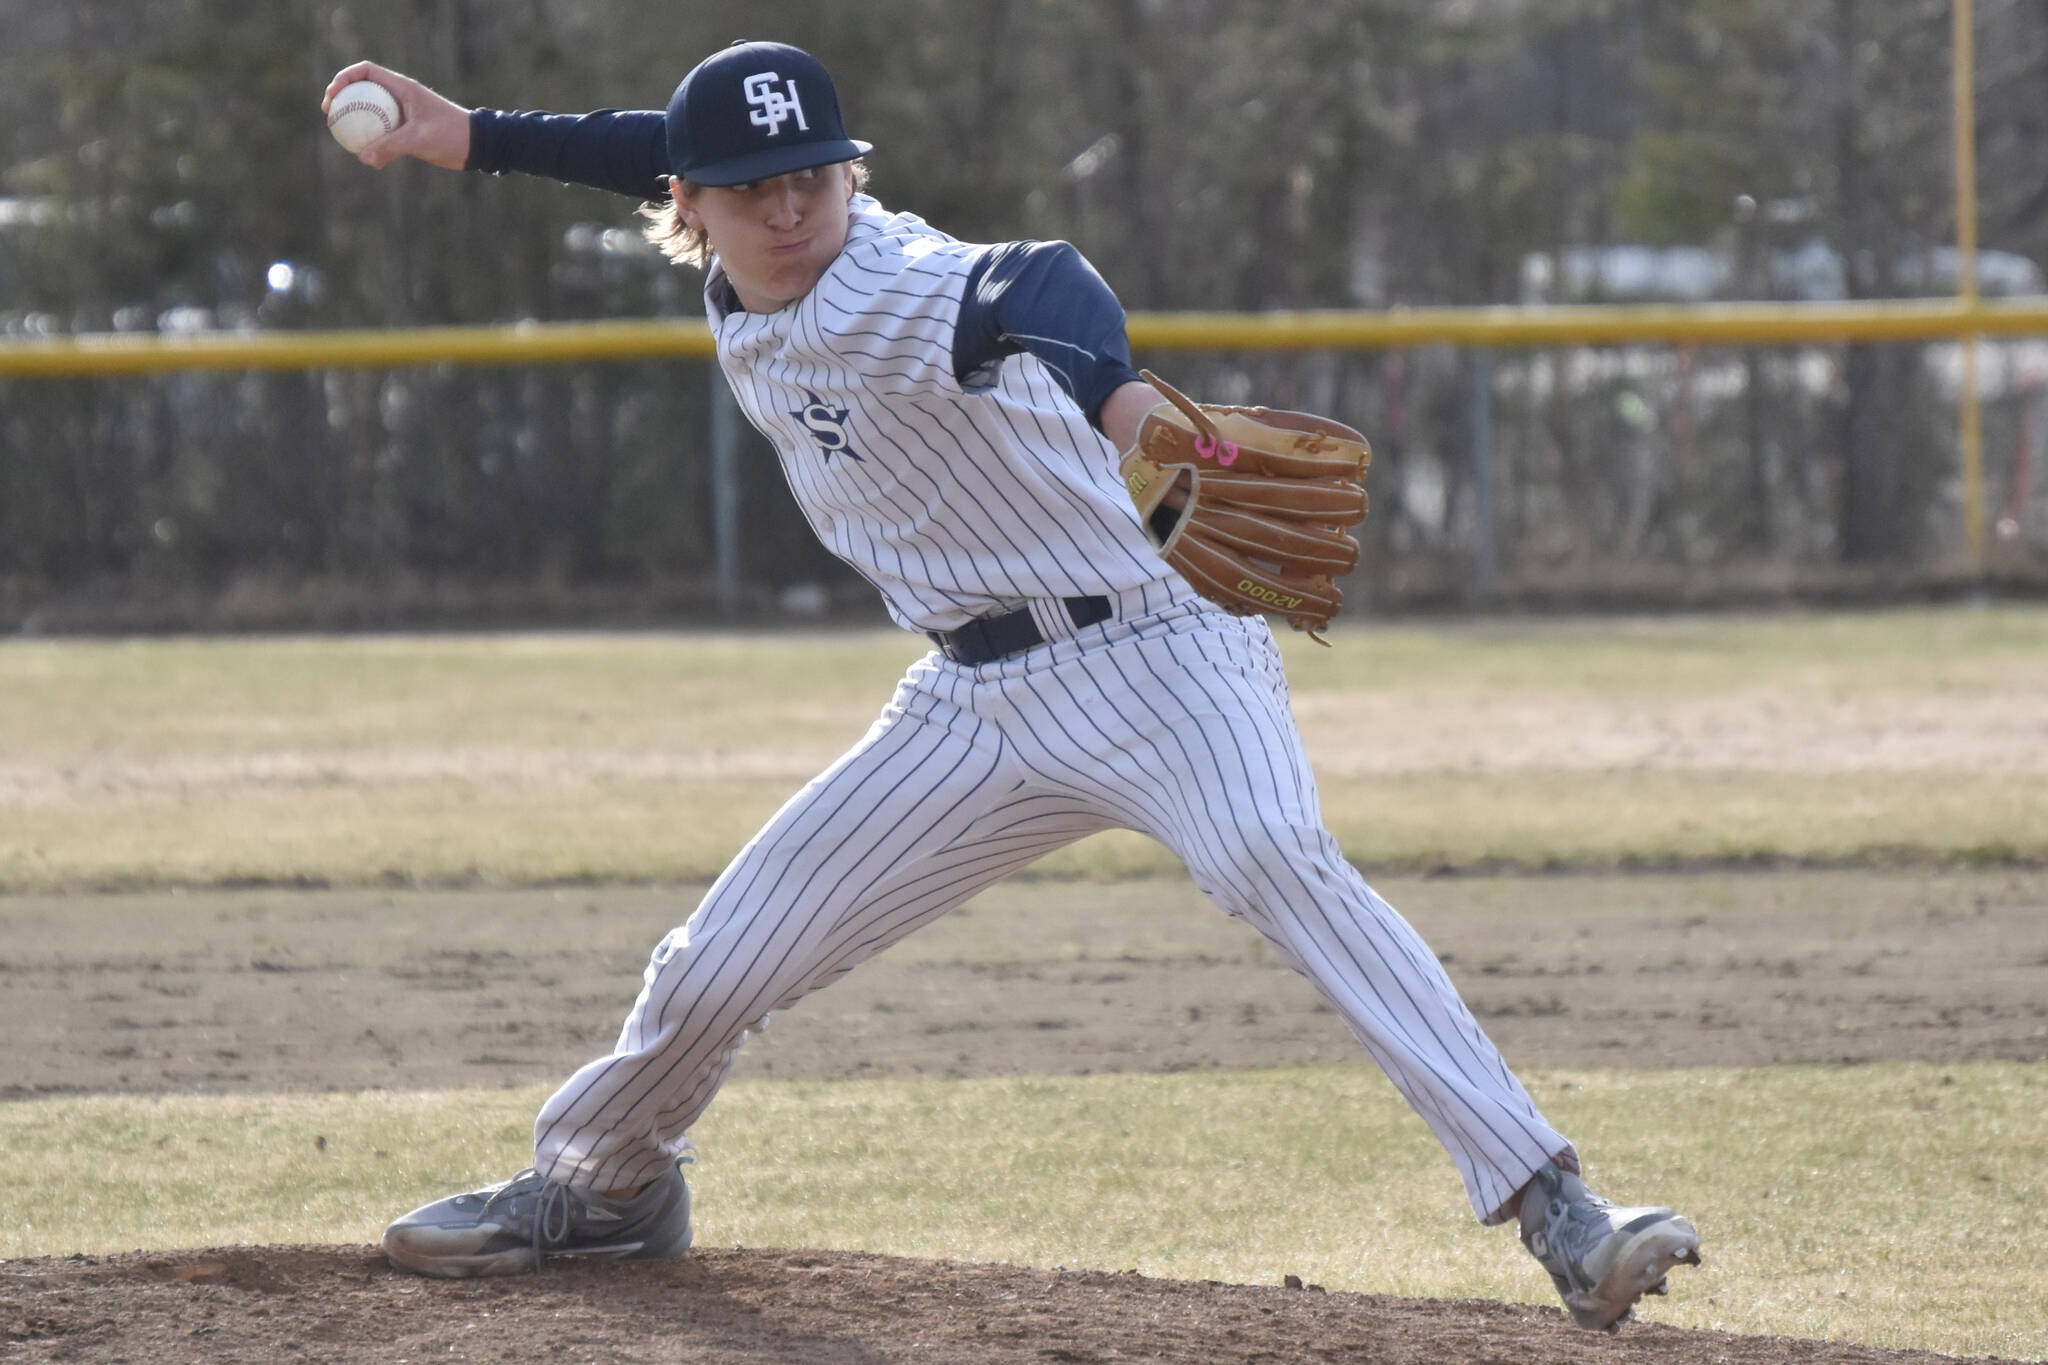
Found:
[675,164,856,312]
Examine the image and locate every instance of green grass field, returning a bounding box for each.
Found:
[2,606,2045,1358]
[2,606,2044,889]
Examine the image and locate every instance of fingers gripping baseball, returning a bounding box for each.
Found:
[1118,371,1371,636]
[322,62,472,170]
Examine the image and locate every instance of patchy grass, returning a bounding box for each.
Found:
[2,1062,2041,1360]
[2,607,2045,889]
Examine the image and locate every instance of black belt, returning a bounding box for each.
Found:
[928,595,1112,666]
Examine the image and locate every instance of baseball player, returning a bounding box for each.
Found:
[323,41,1700,1332]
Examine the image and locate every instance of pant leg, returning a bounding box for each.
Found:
[531,660,1111,1191]
[1000,609,1567,1223]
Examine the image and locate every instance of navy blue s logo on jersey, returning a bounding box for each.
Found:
[791,391,865,462]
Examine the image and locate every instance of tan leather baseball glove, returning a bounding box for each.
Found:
[1120,370,1371,638]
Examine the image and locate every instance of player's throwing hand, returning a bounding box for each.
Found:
[321,62,472,171]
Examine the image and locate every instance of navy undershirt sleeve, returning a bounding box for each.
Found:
[466,108,670,201]
[954,240,1143,432]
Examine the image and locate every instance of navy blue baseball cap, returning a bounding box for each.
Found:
[665,41,873,187]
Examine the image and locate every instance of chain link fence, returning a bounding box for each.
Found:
[3,334,2045,633]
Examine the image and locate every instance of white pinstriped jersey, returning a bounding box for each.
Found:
[706,195,1175,633]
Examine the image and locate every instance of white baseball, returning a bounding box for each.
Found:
[327,79,403,153]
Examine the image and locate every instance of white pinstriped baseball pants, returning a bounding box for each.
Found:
[532,585,1569,1223]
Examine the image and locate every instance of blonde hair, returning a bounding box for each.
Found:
[639,160,870,270]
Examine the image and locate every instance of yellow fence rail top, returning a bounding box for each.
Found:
[1134,297,2048,348]
[0,318,716,377]
[5,298,2048,377]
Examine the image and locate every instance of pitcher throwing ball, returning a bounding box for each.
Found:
[323,40,1700,1332]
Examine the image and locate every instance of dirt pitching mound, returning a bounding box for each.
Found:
[0,1245,2015,1365]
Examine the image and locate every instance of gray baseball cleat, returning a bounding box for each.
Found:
[383,1158,693,1278]
[1519,1162,1701,1332]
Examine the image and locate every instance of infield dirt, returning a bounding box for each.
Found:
[3,869,2043,1362]
[4,870,2043,1098]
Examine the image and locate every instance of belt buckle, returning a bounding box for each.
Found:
[934,619,991,664]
